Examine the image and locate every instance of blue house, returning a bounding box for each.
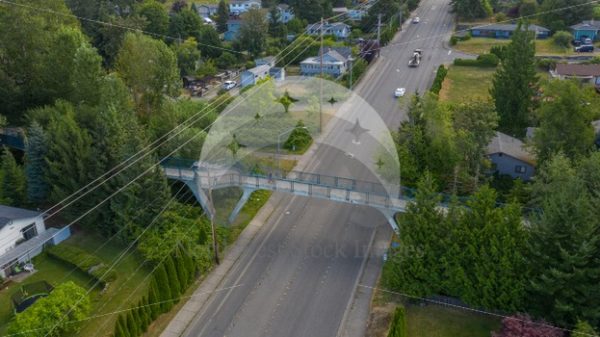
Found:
[486,132,536,181]
[470,23,550,39]
[240,64,271,87]
[224,19,242,41]
[571,21,600,41]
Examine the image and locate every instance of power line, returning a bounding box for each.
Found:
[358,284,600,337]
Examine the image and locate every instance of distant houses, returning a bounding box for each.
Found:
[306,21,352,39]
[194,3,218,18]
[300,47,352,78]
[470,23,550,39]
[570,20,600,42]
[274,4,294,23]
[332,7,367,21]
[229,0,261,15]
[224,18,243,41]
[486,132,536,181]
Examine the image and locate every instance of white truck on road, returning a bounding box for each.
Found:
[408,49,422,67]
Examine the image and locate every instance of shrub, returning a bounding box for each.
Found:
[453,53,498,67]
[495,12,508,22]
[387,306,407,337]
[552,30,572,48]
[490,44,508,60]
[477,53,499,66]
[537,58,557,70]
[46,244,117,284]
[450,36,458,46]
[430,65,448,94]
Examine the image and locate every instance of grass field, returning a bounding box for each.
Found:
[406,305,500,337]
[438,66,495,103]
[453,37,600,56]
[0,254,93,334]
[0,232,151,337]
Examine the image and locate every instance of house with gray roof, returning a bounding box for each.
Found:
[470,23,550,39]
[571,20,600,41]
[550,63,600,90]
[300,47,352,78]
[229,0,261,15]
[194,3,218,18]
[486,132,536,180]
[240,64,271,87]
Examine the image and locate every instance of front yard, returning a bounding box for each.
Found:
[0,231,152,337]
[453,37,600,56]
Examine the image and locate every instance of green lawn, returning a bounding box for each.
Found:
[454,37,600,56]
[0,232,152,337]
[0,254,93,334]
[439,66,495,103]
[406,304,501,337]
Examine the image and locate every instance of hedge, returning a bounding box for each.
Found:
[430,65,448,94]
[46,244,117,284]
[453,53,499,68]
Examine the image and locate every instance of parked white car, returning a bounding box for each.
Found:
[413,16,420,23]
[222,80,237,90]
[394,87,406,97]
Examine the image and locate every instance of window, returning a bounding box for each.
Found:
[21,223,38,241]
[515,165,527,174]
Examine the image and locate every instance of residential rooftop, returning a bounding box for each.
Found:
[486,132,536,165]
[471,23,550,32]
[0,205,42,229]
[554,63,600,77]
[570,20,600,30]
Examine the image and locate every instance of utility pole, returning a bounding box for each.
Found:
[376,13,382,44]
[206,168,219,265]
[319,17,324,133]
[398,9,403,31]
[348,56,354,89]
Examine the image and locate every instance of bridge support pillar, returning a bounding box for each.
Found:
[228,188,256,224]
[184,180,214,219]
[377,208,400,235]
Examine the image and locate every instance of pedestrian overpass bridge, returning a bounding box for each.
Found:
[161,159,419,232]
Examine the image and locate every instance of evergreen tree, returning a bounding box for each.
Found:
[25,122,49,205]
[490,21,538,137]
[382,173,445,296]
[126,310,139,337]
[527,154,600,327]
[182,244,197,284]
[154,263,173,312]
[387,306,407,337]
[451,0,493,19]
[216,0,229,33]
[268,6,287,39]
[165,254,182,298]
[1,147,27,206]
[114,314,128,337]
[148,277,161,319]
[44,101,94,220]
[174,248,189,290]
[237,8,268,56]
[132,306,143,335]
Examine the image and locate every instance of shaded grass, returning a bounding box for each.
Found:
[0,254,93,334]
[406,304,500,337]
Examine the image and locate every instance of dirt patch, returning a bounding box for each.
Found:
[365,288,397,337]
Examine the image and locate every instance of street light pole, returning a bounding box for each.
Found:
[348,56,355,89]
[205,167,219,265]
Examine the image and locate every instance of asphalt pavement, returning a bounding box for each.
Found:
[177,0,462,336]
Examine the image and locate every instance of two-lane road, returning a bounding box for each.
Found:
[179,0,460,336]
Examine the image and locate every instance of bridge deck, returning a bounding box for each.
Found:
[163,166,409,213]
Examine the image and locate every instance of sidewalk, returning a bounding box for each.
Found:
[159,196,281,337]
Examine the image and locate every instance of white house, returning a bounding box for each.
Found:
[229,0,261,15]
[300,47,352,78]
[550,63,600,90]
[306,21,351,39]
